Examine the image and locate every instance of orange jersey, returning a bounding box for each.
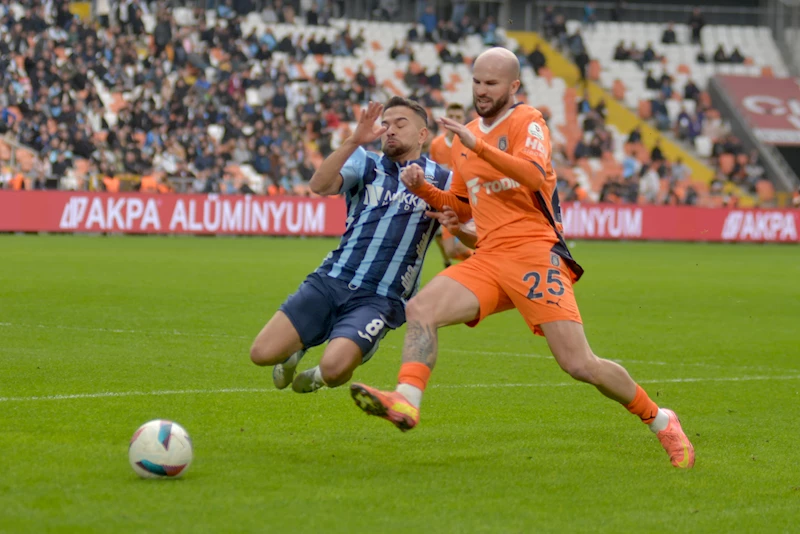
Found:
[428,134,454,169]
[451,104,558,250]
[414,103,583,281]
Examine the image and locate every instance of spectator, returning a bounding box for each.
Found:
[713,45,728,63]
[793,187,800,208]
[542,5,556,40]
[528,45,547,75]
[639,164,660,203]
[684,79,700,102]
[420,5,438,42]
[689,8,705,45]
[661,23,677,44]
[628,126,642,144]
[729,47,745,64]
[614,41,630,61]
[583,2,597,28]
[645,70,660,90]
[650,140,664,163]
[673,158,690,182]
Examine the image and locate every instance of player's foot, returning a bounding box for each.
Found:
[291,366,325,393]
[350,383,419,432]
[272,349,306,390]
[656,409,695,468]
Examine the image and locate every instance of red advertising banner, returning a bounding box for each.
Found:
[560,203,798,243]
[716,75,800,145]
[0,191,346,236]
[0,192,797,243]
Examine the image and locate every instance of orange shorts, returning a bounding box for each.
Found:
[439,243,582,336]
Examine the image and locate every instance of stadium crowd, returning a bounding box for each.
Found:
[0,0,791,209]
[541,3,780,207]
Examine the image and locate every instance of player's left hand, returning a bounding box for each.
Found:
[439,117,477,151]
[425,205,460,234]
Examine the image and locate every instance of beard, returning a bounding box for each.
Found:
[382,139,412,158]
[474,92,510,118]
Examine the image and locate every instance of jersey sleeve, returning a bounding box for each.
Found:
[472,109,552,192]
[512,113,552,183]
[410,160,472,222]
[338,145,368,194]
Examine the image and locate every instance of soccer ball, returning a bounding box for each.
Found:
[128,419,193,479]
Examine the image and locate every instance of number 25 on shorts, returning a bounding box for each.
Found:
[523,269,565,300]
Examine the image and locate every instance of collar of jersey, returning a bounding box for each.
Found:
[478,101,523,134]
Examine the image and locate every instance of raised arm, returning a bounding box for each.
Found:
[309,101,388,196]
[439,114,552,192]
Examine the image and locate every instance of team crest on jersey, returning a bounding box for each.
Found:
[550,253,561,267]
[498,136,508,151]
[528,122,544,140]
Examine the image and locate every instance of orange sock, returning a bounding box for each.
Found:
[624,384,659,425]
[398,362,431,391]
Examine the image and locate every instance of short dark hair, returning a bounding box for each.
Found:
[383,96,428,126]
[446,102,465,113]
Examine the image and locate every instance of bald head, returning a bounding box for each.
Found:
[473,47,520,83]
[471,47,521,122]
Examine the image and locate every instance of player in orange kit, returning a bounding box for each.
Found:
[349,47,695,469]
[427,102,474,267]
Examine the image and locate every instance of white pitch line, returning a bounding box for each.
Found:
[0,322,250,340]
[1,322,794,374]
[2,375,799,403]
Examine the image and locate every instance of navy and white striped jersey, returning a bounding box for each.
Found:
[316,146,452,302]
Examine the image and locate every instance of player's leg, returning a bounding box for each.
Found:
[442,236,473,261]
[350,256,513,431]
[433,228,452,268]
[249,311,304,367]
[292,292,402,393]
[249,273,334,389]
[504,250,694,468]
[540,320,695,468]
[291,338,363,393]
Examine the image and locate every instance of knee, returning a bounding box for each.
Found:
[249,342,269,366]
[405,294,434,323]
[319,357,355,387]
[250,339,283,366]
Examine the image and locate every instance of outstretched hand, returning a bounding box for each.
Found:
[438,117,477,150]
[349,101,388,146]
[425,205,460,234]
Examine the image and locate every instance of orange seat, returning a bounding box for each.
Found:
[140,175,158,193]
[612,79,625,101]
[756,180,775,204]
[103,176,120,192]
[677,64,691,75]
[718,153,735,175]
[638,100,652,119]
[587,59,601,81]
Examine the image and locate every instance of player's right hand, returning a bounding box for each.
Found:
[349,101,388,146]
[425,205,460,234]
[400,163,425,191]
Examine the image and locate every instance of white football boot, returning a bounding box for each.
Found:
[272,349,306,390]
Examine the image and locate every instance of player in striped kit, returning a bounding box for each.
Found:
[249,98,452,394]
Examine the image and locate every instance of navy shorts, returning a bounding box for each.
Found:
[279,272,406,363]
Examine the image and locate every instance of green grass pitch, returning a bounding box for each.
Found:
[1,235,799,533]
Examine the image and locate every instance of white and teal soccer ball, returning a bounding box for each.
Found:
[128,420,193,479]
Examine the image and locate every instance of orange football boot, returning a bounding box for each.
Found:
[657,409,695,468]
[350,383,420,432]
